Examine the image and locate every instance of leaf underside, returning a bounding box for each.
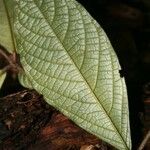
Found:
[0,0,14,53]
[14,0,131,149]
[0,70,6,90]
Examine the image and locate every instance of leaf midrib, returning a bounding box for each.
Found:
[25,0,128,149]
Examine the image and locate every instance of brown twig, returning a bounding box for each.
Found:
[0,48,14,66]
[0,48,22,74]
[0,65,11,75]
[138,130,150,150]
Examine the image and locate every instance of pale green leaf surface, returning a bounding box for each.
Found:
[14,0,131,149]
[0,70,6,90]
[0,0,15,53]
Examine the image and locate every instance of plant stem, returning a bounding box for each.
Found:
[0,65,11,74]
[0,48,13,65]
[0,48,22,73]
[138,130,150,150]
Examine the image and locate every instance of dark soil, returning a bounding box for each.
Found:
[0,90,109,150]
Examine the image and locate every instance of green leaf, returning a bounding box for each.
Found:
[0,0,15,53]
[0,70,6,90]
[14,0,131,149]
